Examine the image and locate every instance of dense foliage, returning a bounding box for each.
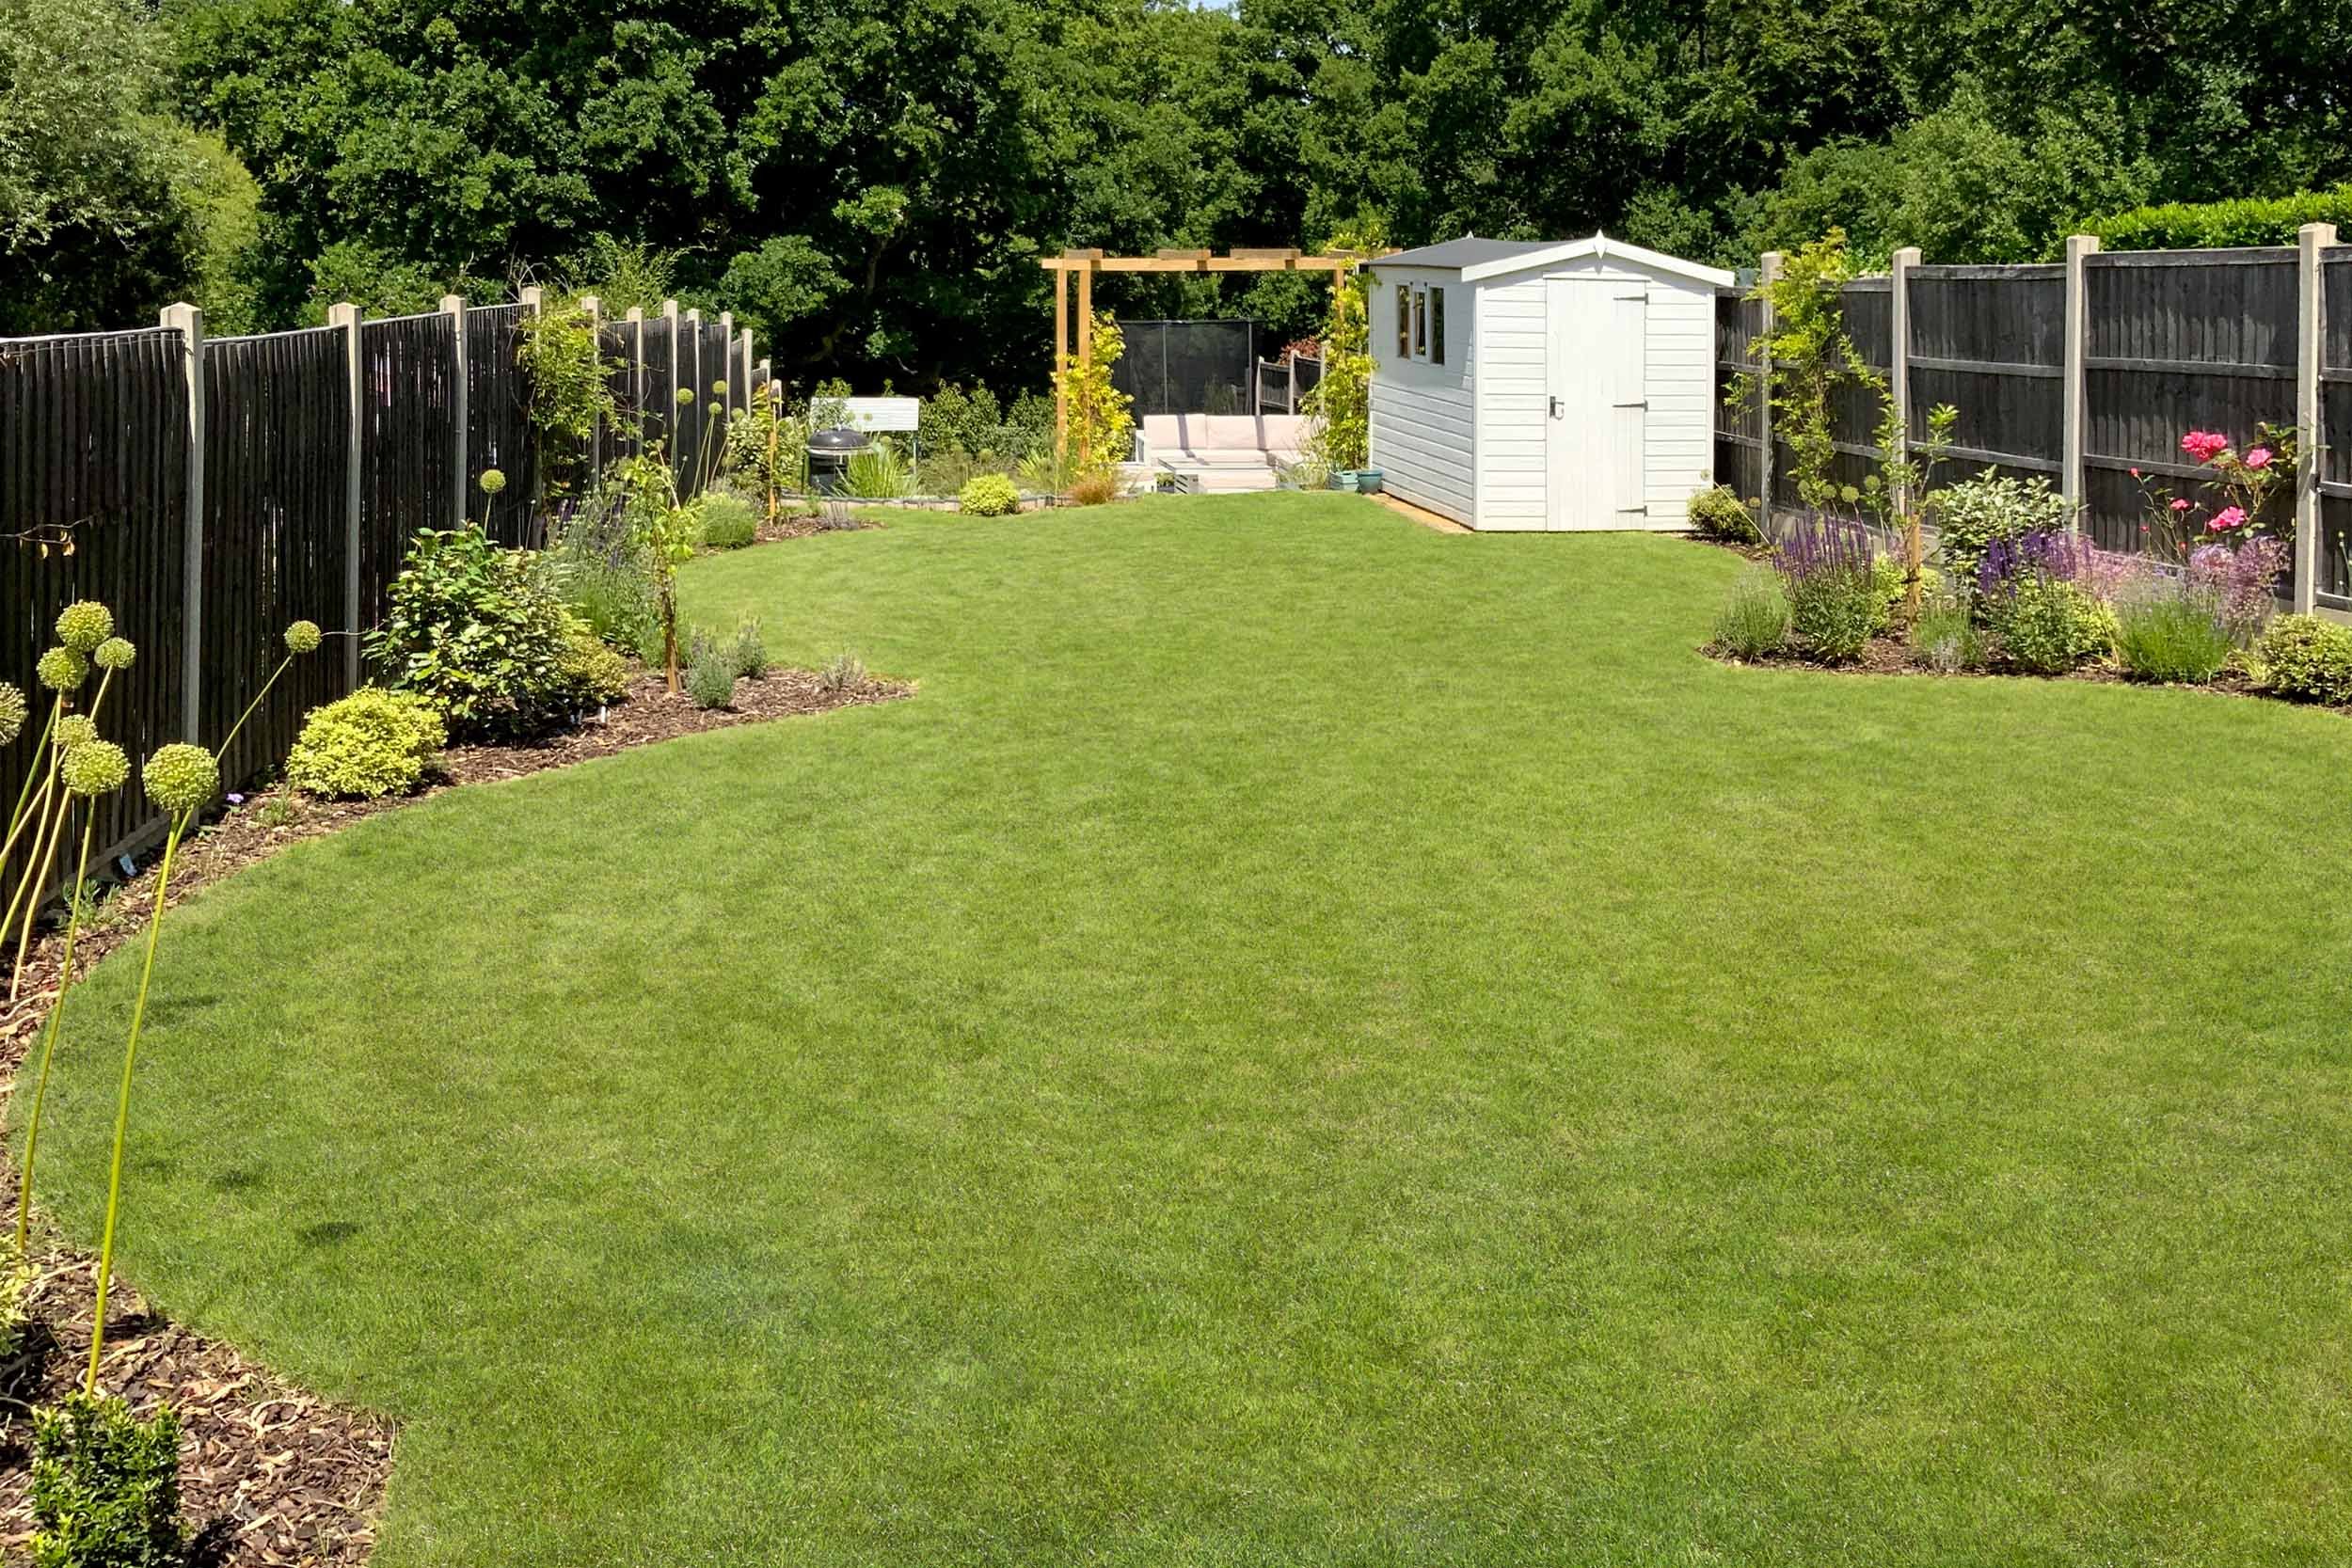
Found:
[367,525,603,737]
[17,0,2352,360]
[286,687,447,800]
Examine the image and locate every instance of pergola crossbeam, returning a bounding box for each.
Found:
[1044,246,1389,452]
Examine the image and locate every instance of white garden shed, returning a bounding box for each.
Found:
[1366,233,1735,531]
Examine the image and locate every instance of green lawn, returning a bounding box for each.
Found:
[28,492,2352,1566]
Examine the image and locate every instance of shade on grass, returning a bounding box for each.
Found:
[27,493,2352,1565]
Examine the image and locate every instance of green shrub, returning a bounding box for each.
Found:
[1932,473,2074,589]
[1687,484,1759,544]
[2251,614,2352,703]
[2111,583,2233,685]
[367,525,585,738]
[1989,575,2111,673]
[562,626,631,705]
[684,655,736,711]
[842,445,914,499]
[1910,592,1985,672]
[958,473,1021,517]
[731,619,766,680]
[694,490,758,549]
[1711,567,1788,657]
[30,1392,184,1568]
[2080,187,2352,252]
[818,652,866,692]
[286,687,445,800]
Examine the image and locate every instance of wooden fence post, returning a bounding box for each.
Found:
[443,294,469,527]
[160,303,206,741]
[2295,221,2334,612]
[328,302,363,689]
[579,294,603,476]
[1889,245,1918,519]
[2062,234,2098,528]
[1756,251,1780,539]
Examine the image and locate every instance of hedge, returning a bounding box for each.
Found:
[2077,187,2352,252]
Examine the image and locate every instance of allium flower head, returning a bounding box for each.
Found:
[478,468,507,497]
[55,600,113,653]
[675,386,696,406]
[36,646,88,693]
[55,715,99,750]
[707,399,722,415]
[711,380,728,396]
[60,740,130,799]
[0,683,25,746]
[94,636,135,671]
[284,620,323,656]
[143,742,219,816]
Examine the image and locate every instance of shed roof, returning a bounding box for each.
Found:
[1374,231,1735,288]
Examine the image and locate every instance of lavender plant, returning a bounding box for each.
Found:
[1774,514,1883,663]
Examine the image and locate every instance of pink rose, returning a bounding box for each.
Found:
[2169,498,2192,512]
[2181,430,2232,464]
[2210,505,2247,532]
[2244,446,2273,469]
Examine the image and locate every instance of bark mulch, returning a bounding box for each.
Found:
[0,659,910,1564]
[747,512,877,546]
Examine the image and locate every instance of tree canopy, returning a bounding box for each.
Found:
[11,0,2347,387]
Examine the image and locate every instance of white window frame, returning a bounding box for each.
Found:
[1400,283,1446,365]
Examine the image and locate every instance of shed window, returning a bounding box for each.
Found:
[1411,288,1427,357]
[1395,286,1410,357]
[1430,288,1445,365]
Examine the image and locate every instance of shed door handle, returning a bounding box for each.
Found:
[1549,396,1564,419]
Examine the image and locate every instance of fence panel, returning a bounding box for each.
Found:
[1907,264,2064,485]
[0,327,190,886]
[695,317,736,491]
[202,329,353,791]
[640,316,675,478]
[601,319,643,465]
[465,305,541,546]
[671,323,707,492]
[1713,290,1764,506]
[358,313,458,625]
[2082,251,2297,557]
[1771,281,1887,513]
[2322,249,2352,609]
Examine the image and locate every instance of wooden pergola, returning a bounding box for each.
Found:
[1041,247,1369,453]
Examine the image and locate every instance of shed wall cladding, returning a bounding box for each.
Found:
[1475,259,1716,529]
[1368,267,1475,524]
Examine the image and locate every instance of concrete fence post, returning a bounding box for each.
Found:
[2295,222,2335,613]
[327,302,364,689]
[442,294,469,527]
[1889,245,1919,520]
[160,303,206,741]
[624,307,645,455]
[2062,234,2099,529]
[1756,250,1781,538]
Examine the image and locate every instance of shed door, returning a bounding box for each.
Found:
[1543,278,1647,531]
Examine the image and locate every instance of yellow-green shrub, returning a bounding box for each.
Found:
[286,688,446,800]
[562,626,630,705]
[958,474,1020,516]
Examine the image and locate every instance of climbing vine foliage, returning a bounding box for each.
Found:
[1056,312,1134,474]
[1730,230,1875,514]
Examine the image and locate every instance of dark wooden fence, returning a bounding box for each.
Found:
[2,293,771,901]
[1714,233,2351,612]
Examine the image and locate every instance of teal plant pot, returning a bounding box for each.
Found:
[1354,468,1384,495]
[1329,471,1359,490]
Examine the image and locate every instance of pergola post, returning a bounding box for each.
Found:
[1053,262,1069,453]
[1075,263,1093,466]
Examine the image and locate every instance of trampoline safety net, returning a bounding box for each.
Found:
[1112,320,1263,417]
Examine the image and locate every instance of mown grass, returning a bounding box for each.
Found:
[26,492,2352,1565]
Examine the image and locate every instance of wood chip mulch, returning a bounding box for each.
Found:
[748,513,876,545]
[0,659,910,1564]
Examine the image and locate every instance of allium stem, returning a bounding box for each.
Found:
[17,810,100,1259]
[5,673,114,999]
[216,655,293,768]
[1,697,61,861]
[87,810,185,1396]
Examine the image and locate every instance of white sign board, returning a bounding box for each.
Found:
[838,397,922,433]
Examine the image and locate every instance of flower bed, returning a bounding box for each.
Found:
[1696,428,2350,712]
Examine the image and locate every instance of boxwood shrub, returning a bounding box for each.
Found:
[286,688,447,800]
